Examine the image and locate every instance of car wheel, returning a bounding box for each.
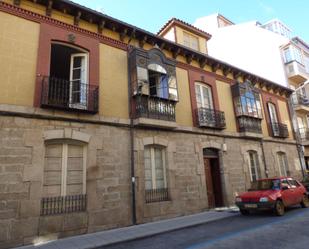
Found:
[240,209,250,215]
[274,200,285,216]
[300,195,309,208]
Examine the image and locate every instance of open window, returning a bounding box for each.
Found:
[41,42,98,113]
[267,103,279,136]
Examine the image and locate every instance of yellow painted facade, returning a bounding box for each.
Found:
[278,100,293,139]
[99,43,129,119]
[0,0,294,140]
[175,26,207,54]
[0,11,39,106]
[175,68,193,127]
[216,80,237,132]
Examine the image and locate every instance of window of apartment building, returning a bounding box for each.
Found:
[41,141,87,215]
[277,152,289,176]
[248,151,260,182]
[144,146,169,203]
[195,83,214,110]
[47,43,89,109]
[148,64,169,99]
[183,32,199,51]
[304,55,309,73]
[129,48,178,101]
[267,102,279,136]
[284,46,302,64]
[233,84,262,119]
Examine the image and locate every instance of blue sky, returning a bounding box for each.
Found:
[74,0,308,41]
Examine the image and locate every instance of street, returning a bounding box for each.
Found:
[100,207,309,249]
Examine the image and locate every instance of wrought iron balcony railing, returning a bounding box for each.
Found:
[291,93,309,106]
[134,95,176,122]
[40,194,87,216]
[238,116,262,134]
[270,122,289,138]
[299,127,309,141]
[145,188,169,203]
[197,108,226,129]
[41,76,99,113]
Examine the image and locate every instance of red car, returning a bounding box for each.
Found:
[235,177,309,216]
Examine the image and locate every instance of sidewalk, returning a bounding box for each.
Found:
[17,208,239,249]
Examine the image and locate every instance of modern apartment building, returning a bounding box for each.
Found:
[193,14,309,172]
[0,1,302,248]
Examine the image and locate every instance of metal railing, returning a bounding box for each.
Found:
[41,76,99,113]
[299,127,309,141]
[291,93,309,106]
[145,188,169,203]
[40,194,87,216]
[197,107,226,129]
[134,95,176,121]
[238,116,262,134]
[270,122,289,138]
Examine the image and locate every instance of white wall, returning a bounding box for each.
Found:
[194,18,290,87]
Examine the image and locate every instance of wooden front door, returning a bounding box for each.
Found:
[204,157,216,208]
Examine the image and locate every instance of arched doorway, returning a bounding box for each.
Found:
[203,148,224,208]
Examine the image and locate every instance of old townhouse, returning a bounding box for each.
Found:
[0,0,302,248]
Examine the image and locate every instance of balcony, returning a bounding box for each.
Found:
[291,93,309,113]
[237,116,262,138]
[285,60,309,84]
[41,76,99,113]
[133,95,177,128]
[40,194,87,216]
[269,122,289,138]
[145,188,169,203]
[197,108,226,129]
[299,127,309,144]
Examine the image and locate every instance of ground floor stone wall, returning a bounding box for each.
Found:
[0,115,302,248]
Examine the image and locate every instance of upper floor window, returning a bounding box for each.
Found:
[231,81,262,119]
[129,48,178,101]
[41,140,87,215]
[304,55,309,73]
[248,151,260,182]
[277,152,289,176]
[183,32,199,51]
[41,42,99,113]
[284,46,302,64]
[267,102,279,136]
[195,83,214,109]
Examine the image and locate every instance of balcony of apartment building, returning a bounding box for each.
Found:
[129,48,178,129]
[285,60,309,84]
[291,92,309,113]
[299,127,309,145]
[196,107,226,129]
[231,81,263,138]
[269,122,289,139]
[283,45,309,84]
[40,43,99,114]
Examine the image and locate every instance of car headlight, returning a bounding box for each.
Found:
[259,197,269,202]
[235,197,242,202]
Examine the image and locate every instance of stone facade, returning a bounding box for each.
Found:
[0,114,301,248]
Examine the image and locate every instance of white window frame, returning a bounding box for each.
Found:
[195,82,214,109]
[183,31,199,51]
[69,53,89,109]
[45,142,87,196]
[277,152,288,177]
[248,151,260,182]
[145,146,167,190]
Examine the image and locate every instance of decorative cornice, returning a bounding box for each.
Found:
[2,1,293,97]
[0,1,128,51]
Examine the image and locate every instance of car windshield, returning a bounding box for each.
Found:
[249,179,281,191]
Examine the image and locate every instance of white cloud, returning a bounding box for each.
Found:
[258,0,275,15]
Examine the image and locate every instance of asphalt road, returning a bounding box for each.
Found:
[100,207,309,249]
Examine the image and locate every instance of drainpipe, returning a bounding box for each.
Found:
[127,49,137,225]
[260,139,269,178]
[287,97,306,178]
